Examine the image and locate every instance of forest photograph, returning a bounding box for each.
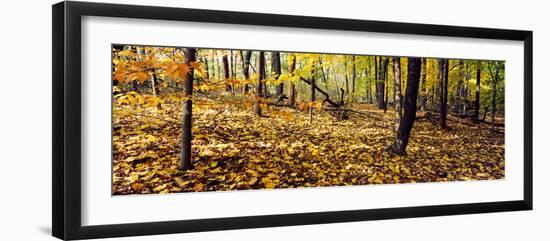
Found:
[111,45,505,195]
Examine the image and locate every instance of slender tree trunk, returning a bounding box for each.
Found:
[150,72,159,96]
[438,59,449,129]
[384,66,389,113]
[462,62,469,115]
[392,57,402,131]
[216,51,222,79]
[309,70,316,124]
[241,51,252,93]
[142,48,160,96]
[288,55,297,106]
[254,51,265,116]
[432,79,437,110]
[222,54,231,92]
[345,65,349,101]
[232,50,237,78]
[365,59,369,103]
[352,55,356,93]
[388,57,421,155]
[375,57,381,108]
[474,61,481,123]
[420,58,427,111]
[491,64,500,134]
[365,66,371,103]
[180,48,196,170]
[272,52,283,96]
[376,57,388,109]
[203,57,210,80]
[456,60,465,115]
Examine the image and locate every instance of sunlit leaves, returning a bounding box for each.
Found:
[112,98,505,195]
[164,63,191,81]
[111,45,506,195]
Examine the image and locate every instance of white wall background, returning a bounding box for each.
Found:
[0,0,546,240]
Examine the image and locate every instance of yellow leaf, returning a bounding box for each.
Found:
[248,177,257,186]
[129,173,139,183]
[174,177,189,187]
[210,161,218,168]
[261,177,275,189]
[193,183,203,192]
[153,183,168,192]
[119,49,136,57]
[131,183,144,190]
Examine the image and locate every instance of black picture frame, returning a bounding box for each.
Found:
[52,1,533,240]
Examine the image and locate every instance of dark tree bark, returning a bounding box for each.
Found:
[254,51,265,116]
[388,57,421,155]
[318,57,328,88]
[309,70,316,124]
[272,52,283,96]
[384,67,389,113]
[474,61,481,123]
[392,57,403,131]
[376,57,389,109]
[438,59,449,129]
[222,54,231,92]
[299,77,341,108]
[374,57,379,106]
[241,51,252,93]
[345,61,350,94]
[489,62,502,134]
[288,55,297,106]
[180,48,196,170]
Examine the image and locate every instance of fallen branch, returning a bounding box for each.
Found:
[300,77,341,108]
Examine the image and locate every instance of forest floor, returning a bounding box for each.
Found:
[112,96,505,195]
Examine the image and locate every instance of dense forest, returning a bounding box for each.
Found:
[111,45,505,195]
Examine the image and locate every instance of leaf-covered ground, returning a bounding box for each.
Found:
[112,97,505,195]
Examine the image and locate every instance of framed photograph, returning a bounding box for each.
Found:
[52,1,533,240]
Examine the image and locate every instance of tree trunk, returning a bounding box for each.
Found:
[241,51,252,93]
[388,57,421,155]
[420,58,427,111]
[180,48,196,170]
[289,55,297,106]
[384,66,389,113]
[376,57,388,109]
[352,55,356,93]
[491,63,500,134]
[462,62,469,115]
[254,51,265,116]
[150,72,159,96]
[456,60,465,115]
[309,71,316,124]
[222,54,231,92]
[438,59,449,129]
[365,64,371,103]
[474,61,481,123]
[232,50,237,78]
[272,52,283,96]
[203,57,210,80]
[218,52,222,80]
[392,57,402,131]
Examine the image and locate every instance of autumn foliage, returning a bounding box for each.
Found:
[111,45,505,195]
